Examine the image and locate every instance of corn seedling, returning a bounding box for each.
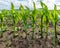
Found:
[19,5,30,48]
[0,11,4,37]
[40,2,48,38]
[40,2,45,38]
[53,5,58,47]
[2,10,9,30]
[11,3,20,35]
[30,2,37,39]
[50,5,58,47]
[40,2,49,47]
[44,6,49,39]
[19,4,29,39]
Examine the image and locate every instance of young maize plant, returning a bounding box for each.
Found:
[53,5,58,47]
[30,2,37,39]
[0,11,4,37]
[44,7,50,48]
[39,1,45,38]
[50,5,58,47]
[40,2,49,47]
[40,2,49,38]
[44,6,49,40]
[19,4,29,39]
[11,3,20,35]
[2,10,9,29]
[19,5,30,48]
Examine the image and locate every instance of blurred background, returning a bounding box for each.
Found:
[0,0,60,10]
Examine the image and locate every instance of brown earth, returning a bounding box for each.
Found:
[0,20,60,48]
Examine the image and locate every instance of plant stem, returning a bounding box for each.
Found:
[32,24,34,39]
[24,24,29,48]
[0,20,3,37]
[45,16,49,40]
[13,21,16,35]
[14,25,16,33]
[25,26,27,39]
[54,22,57,47]
[46,25,48,39]
[40,15,43,38]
